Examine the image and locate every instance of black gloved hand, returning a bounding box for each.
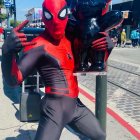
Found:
[2,20,36,54]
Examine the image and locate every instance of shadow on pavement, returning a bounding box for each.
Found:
[5,129,36,140]
[5,128,90,140]
[2,78,21,104]
[12,103,20,121]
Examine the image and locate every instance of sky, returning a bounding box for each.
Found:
[15,0,123,21]
[16,0,43,21]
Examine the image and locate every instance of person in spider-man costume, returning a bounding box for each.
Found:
[1,0,120,139]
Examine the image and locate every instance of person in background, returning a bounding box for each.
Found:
[116,30,121,47]
[121,29,126,47]
[136,29,140,47]
[109,29,118,47]
[130,28,140,47]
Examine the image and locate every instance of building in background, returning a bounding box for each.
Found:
[25,8,44,27]
[112,0,140,39]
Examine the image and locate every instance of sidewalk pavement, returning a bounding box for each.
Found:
[0,41,139,140]
[0,66,138,140]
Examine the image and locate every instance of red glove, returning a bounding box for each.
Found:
[3,20,36,54]
[91,32,114,51]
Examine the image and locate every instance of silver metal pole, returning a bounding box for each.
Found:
[110,1,112,11]
[13,0,17,27]
[6,8,10,28]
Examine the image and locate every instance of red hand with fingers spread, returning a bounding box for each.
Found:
[91,32,114,51]
[89,32,115,71]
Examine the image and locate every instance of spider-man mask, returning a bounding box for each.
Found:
[42,0,68,40]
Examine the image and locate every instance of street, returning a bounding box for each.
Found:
[110,47,140,65]
[0,43,140,139]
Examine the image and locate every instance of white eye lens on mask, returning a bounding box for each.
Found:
[58,7,68,19]
[44,11,52,20]
[59,8,67,18]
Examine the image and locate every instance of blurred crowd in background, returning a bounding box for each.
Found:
[109,27,140,48]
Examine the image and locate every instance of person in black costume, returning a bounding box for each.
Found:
[67,0,123,71]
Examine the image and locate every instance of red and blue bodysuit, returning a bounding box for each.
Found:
[22,33,79,98]
[2,0,122,140]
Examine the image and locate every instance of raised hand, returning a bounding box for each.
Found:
[91,32,114,51]
[2,20,36,54]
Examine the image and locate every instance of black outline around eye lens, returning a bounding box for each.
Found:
[58,6,68,20]
[43,7,53,20]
